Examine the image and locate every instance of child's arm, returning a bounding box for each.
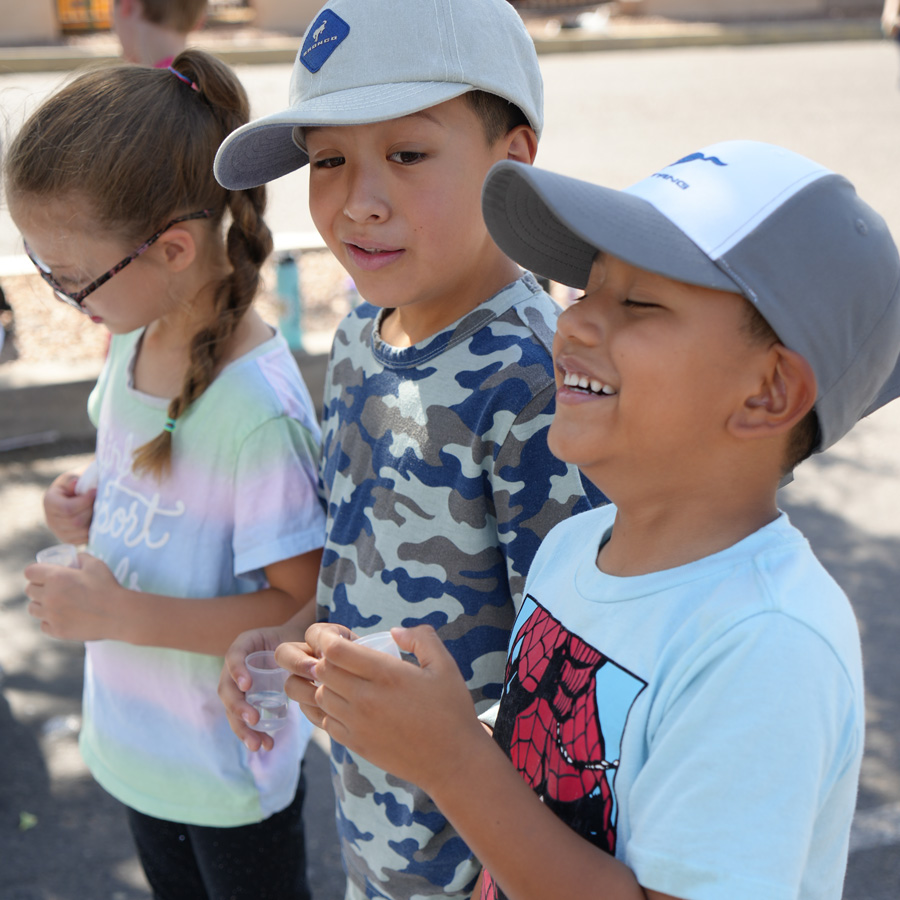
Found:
[23,548,322,656]
[312,625,679,900]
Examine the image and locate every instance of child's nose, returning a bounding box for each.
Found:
[342,165,390,223]
[557,295,606,344]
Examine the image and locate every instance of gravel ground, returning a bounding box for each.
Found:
[0,249,353,370]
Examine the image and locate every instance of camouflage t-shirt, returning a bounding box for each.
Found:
[317,273,604,900]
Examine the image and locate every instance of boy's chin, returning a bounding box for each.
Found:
[547,425,609,491]
[547,425,589,469]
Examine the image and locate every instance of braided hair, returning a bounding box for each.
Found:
[5,49,273,477]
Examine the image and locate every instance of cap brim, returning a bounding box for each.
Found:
[481,160,743,293]
[215,81,473,190]
[864,351,900,421]
[214,119,310,190]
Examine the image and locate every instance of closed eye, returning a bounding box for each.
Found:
[57,274,87,290]
[623,298,659,309]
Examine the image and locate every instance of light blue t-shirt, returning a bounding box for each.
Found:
[80,328,326,827]
[485,505,865,900]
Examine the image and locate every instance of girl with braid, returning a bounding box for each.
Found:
[10,50,324,900]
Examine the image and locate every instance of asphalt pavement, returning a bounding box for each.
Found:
[2,23,900,900]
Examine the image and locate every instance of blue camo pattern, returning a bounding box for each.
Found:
[317,274,605,900]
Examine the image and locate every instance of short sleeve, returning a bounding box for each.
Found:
[232,415,326,576]
[625,614,862,900]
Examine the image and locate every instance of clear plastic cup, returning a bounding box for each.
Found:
[245,650,290,733]
[35,543,80,568]
[354,630,401,659]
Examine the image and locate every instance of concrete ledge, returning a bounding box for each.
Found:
[0,360,104,391]
[0,379,97,449]
[0,352,330,451]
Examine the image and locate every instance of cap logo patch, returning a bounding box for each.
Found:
[652,172,691,191]
[650,152,729,190]
[672,152,728,167]
[629,142,831,259]
[300,10,350,74]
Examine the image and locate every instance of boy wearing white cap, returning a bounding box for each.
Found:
[304,140,900,900]
[215,2,602,898]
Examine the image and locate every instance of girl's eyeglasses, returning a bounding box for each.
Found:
[23,210,213,313]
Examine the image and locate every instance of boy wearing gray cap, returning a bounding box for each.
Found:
[304,140,900,900]
[215,2,601,899]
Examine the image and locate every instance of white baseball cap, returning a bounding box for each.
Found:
[482,141,900,453]
[215,0,543,190]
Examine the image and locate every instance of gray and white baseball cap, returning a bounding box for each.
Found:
[482,140,900,453]
[214,0,543,190]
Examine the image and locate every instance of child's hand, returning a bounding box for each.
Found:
[275,622,355,729]
[24,553,120,641]
[219,623,304,752]
[43,470,96,545]
[311,625,485,794]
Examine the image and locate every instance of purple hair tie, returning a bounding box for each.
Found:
[168,66,199,92]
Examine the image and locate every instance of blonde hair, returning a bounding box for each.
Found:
[5,49,273,478]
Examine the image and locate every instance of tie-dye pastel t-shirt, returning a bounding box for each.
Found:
[79,328,325,827]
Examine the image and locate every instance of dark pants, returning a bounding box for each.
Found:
[126,765,311,900]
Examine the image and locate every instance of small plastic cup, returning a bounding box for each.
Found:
[35,544,80,568]
[313,631,403,687]
[245,650,290,733]
[74,460,99,495]
[354,630,402,659]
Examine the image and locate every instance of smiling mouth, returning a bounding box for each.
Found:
[562,371,617,396]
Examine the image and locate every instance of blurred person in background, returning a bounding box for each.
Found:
[113,0,208,68]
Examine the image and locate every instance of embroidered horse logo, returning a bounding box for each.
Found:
[313,21,327,42]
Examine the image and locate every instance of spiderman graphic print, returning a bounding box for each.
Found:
[481,599,646,900]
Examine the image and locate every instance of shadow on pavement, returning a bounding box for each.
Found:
[0,448,344,900]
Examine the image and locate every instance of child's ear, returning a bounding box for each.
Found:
[504,125,538,166]
[729,344,817,440]
[157,228,197,274]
